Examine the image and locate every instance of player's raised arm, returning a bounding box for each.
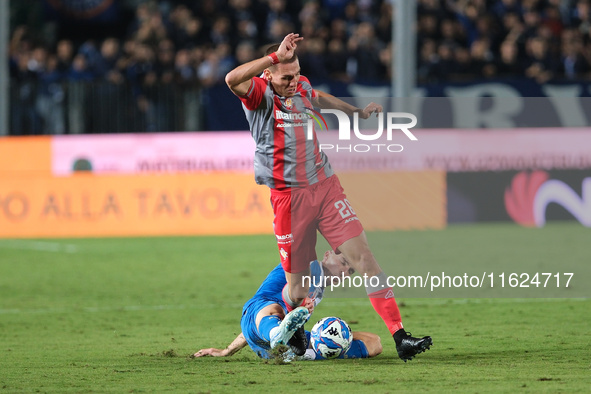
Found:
[313,90,383,119]
[194,332,248,357]
[225,33,303,96]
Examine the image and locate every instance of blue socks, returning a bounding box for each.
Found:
[258,315,281,342]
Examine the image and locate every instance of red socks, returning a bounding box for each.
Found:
[368,287,404,335]
[282,283,306,312]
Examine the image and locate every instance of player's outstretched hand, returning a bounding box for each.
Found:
[277,33,304,62]
[359,102,383,119]
[194,348,228,357]
[304,297,315,315]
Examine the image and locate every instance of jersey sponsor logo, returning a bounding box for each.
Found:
[277,122,308,129]
[274,110,311,121]
[275,110,311,129]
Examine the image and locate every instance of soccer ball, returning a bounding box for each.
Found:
[310,317,353,359]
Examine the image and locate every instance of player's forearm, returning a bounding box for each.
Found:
[314,91,361,116]
[225,56,272,91]
[315,90,382,119]
[224,332,248,356]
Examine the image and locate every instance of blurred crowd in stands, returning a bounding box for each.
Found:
[8,0,591,134]
[11,0,591,86]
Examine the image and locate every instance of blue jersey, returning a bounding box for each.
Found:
[240,261,325,358]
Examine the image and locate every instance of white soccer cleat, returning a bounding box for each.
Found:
[282,348,316,362]
[270,306,310,349]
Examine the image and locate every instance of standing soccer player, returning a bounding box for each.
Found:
[225,33,432,361]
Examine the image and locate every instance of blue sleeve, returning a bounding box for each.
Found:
[307,260,325,306]
[339,339,369,359]
[252,264,287,300]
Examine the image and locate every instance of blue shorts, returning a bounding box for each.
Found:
[240,298,281,359]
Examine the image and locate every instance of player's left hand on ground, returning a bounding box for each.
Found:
[194,348,227,357]
[359,102,383,119]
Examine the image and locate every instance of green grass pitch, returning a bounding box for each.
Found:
[1,223,589,393]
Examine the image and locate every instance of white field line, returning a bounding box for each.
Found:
[0,303,244,315]
[0,298,585,315]
[0,240,79,253]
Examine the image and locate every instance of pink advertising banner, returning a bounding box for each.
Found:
[317,128,591,173]
[51,132,255,176]
[51,129,591,175]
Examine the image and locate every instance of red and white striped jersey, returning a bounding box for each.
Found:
[237,76,334,189]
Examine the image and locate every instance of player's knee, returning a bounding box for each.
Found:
[340,238,381,275]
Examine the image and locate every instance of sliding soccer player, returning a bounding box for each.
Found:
[194,251,382,360]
